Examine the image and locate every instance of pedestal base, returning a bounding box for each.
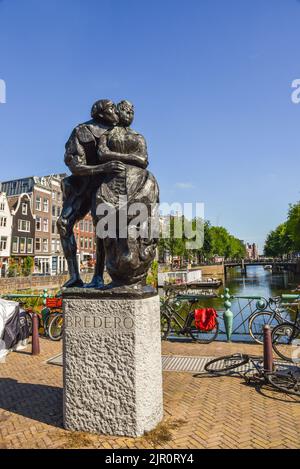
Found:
[63,293,163,437]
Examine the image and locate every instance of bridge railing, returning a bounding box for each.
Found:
[164,288,298,343]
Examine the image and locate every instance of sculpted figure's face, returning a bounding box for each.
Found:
[102,101,119,125]
[117,101,134,127]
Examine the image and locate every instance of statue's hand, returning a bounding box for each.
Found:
[100,161,126,173]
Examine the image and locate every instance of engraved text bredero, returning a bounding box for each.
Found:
[65,315,134,330]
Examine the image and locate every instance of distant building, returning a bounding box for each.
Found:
[212,256,225,263]
[245,243,259,260]
[8,193,35,270]
[0,174,97,276]
[74,213,96,268]
[0,192,13,277]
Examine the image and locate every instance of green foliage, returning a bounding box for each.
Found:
[7,260,21,277]
[146,259,159,287]
[159,216,186,265]
[264,202,299,257]
[22,256,34,277]
[159,216,246,263]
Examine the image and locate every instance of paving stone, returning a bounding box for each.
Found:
[0,338,300,448]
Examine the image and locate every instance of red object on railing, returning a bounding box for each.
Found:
[194,308,217,331]
[46,297,62,308]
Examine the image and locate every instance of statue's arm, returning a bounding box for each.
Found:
[98,134,149,169]
[64,129,124,176]
[65,155,106,176]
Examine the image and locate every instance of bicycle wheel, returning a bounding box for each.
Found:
[161,313,170,340]
[249,311,281,344]
[271,323,300,362]
[267,369,300,396]
[189,320,219,344]
[205,353,249,373]
[48,314,63,341]
[25,312,33,335]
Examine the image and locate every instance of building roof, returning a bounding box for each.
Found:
[7,196,19,212]
[7,193,32,215]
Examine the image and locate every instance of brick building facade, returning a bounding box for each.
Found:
[0,174,96,276]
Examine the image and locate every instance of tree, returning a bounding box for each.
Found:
[210,226,231,258]
[7,260,19,277]
[194,220,213,263]
[286,202,300,251]
[159,216,246,265]
[159,215,186,265]
[22,256,34,277]
[264,223,292,257]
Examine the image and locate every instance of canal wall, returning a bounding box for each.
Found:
[198,264,225,277]
[0,273,94,294]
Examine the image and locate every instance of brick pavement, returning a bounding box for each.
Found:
[0,338,300,449]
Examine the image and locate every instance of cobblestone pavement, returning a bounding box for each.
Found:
[1,338,300,449]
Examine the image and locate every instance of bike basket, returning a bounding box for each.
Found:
[46,297,63,308]
[194,308,217,331]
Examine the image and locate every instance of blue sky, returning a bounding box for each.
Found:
[1,0,300,251]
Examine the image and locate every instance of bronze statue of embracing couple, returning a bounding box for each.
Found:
[57,99,159,294]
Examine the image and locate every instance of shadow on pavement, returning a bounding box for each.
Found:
[0,378,63,427]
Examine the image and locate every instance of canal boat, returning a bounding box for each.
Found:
[163,279,222,290]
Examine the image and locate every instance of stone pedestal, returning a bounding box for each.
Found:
[63,291,163,437]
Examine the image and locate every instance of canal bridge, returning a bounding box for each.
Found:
[224,259,300,276]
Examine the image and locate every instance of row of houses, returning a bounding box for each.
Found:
[0,174,96,277]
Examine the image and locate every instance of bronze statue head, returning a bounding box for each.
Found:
[117,100,134,127]
[91,99,119,125]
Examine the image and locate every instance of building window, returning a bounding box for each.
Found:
[43,198,49,212]
[52,205,56,217]
[12,237,19,253]
[35,196,41,211]
[43,218,49,232]
[80,237,84,249]
[19,237,26,254]
[51,239,56,253]
[35,238,41,252]
[89,238,92,249]
[89,222,93,232]
[79,221,84,231]
[0,236,7,252]
[27,238,33,254]
[0,203,5,211]
[56,206,61,217]
[21,203,28,215]
[43,239,48,252]
[84,222,89,232]
[0,217,7,227]
[52,220,56,234]
[18,219,30,232]
[21,182,29,192]
[57,192,61,202]
[36,217,41,231]
[52,192,56,200]
[84,238,89,249]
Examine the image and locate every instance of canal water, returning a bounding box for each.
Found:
[162,266,300,342]
[216,266,300,341]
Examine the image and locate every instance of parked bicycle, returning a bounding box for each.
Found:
[271,294,300,362]
[248,296,292,344]
[204,353,300,397]
[160,294,219,344]
[20,295,63,341]
[47,311,63,341]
